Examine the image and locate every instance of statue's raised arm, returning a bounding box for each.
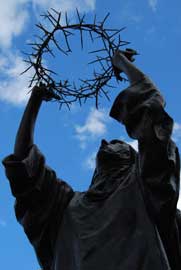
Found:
[14,85,59,159]
[2,86,74,269]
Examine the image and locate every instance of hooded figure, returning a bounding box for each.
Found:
[2,51,181,270]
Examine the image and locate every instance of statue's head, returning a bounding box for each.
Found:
[86,139,137,199]
[89,139,137,187]
[96,139,135,173]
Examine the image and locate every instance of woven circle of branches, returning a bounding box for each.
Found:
[23,9,136,108]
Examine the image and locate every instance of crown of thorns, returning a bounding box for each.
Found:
[22,9,134,108]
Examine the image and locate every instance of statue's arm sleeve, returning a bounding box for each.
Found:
[110,76,180,226]
[2,145,74,269]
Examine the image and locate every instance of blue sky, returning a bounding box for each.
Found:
[0,0,181,269]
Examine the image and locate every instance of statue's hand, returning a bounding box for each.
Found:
[112,49,137,68]
[112,49,138,80]
[121,48,138,62]
[32,84,60,102]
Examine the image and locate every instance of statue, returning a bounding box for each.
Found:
[2,51,181,270]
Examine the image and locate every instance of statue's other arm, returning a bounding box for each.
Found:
[111,51,179,198]
[110,51,181,268]
[111,51,180,222]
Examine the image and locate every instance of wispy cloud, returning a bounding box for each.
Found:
[126,140,138,151]
[0,53,33,105]
[177,196,181,210]
[172,122,181,142]
[85,151,97,170]
[0,0,29,49]
[32,0,96,13]
[0,219,7,227]
[0,0,96,105]
[178,172,181,210]
[75,108,108,149]
[0,0,96,49]
[148,0,158,12]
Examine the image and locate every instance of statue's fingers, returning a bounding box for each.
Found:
[43,90,61,102]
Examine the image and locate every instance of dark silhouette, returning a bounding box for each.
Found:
[3,51,181,270]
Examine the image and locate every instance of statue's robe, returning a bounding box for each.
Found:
[3,76,181,270]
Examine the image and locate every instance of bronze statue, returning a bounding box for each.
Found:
[3,51,181,270]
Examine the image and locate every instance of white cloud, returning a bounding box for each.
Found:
[0,0,95,49]
[172,122,181,142]
[173,122,181,133]
[174,122,181,131]
[0,219,7,227]
[126,140,138,151]
[75,108,108,148]
[177,171,181,210]
[32,0,95,13]
[177,196,181,210]
[76,109,107,135]
[0,53,33,105]
[0,0,29,48]
[85,151,97,170]
[148,0,158,12]
[0,0,96,105]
